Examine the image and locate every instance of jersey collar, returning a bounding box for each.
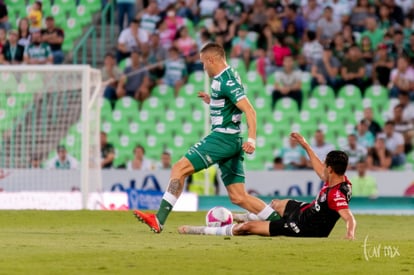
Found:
[214,66,230,78]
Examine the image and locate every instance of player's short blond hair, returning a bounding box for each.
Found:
[200,42,225,58]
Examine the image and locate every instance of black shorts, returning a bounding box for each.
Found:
[268,200,310,237]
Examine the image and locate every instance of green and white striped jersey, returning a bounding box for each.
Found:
[210,66,246,134]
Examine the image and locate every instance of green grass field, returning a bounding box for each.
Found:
[0,211,413,275]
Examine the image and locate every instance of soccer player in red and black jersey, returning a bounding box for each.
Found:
[179,132,357,240]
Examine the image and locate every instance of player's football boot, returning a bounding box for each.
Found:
[133,210,163,233]
[177,225,205,235]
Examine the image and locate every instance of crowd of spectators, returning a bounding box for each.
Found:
[0,1,65,64]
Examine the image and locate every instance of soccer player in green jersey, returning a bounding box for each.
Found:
[134,42,279,233]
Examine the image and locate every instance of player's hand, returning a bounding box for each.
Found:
[198,92,211,104]
[290,132,308,147]
[242,141,255,154]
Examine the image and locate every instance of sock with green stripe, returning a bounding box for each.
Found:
[156,192,177,225]
[257,205,281,221]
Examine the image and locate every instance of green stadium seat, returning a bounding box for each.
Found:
[274,97,299,120]
[20,72,43,93]
[244,70,264,96]
[114,96,139,120]
[188,71,206,90]
[228,58,247,79]
[64,18,83,42]
[71,4,93,28]
[50,5,67,26]
[311,85,335,108]
[79,0,101,13]
[151,84,175,102]
[301,71,312,98]
[264,84,274,97]
[364,85,389,110]
[100,98,112,122]
[337,85,362,109]
[180,83,199,99]
[0,72,18,92]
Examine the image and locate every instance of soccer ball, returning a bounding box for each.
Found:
[205,206,233,227]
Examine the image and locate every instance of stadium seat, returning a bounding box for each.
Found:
[100,98,112,122]
[228,58,247,79]
[64,18,83,43]
[151,84,175,102]
[301,71,312,98]
[50,5,67,27]
[20,72,44,93]
[364,85,389,110]
[1,72,18,92]
[244,70,264,96]
[274,97,299,120]
[188,71,206,90]
[79,0,101,13]
[311,85,335,108]
[337,85,362,109]
[71,5,93,28]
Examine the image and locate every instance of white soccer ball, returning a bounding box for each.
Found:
[205,206,233,227]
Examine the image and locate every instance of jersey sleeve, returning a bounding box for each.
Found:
[222,79,246,104]
[327,188,349,211]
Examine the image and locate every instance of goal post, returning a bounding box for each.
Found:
[0,65,102,209]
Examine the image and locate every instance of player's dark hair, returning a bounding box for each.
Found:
[200,42,225,58]
[325,150,348,175]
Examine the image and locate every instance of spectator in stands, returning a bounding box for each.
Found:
[23,30,53,64]
[219,0,247,26]
[159,46,187,97]
[248,0,267,33]
[363,107,382,137]
[199,0,221,18]
[373,43,395,87]
[350,159,378,198]
[126,144,152,171]
[282,4,306,40]
[316,6,341,46]
[396,0,414,15]
[117,19,149,63]
[367,136,392,170]
[41,16,64,64]
[0,29,24,64]
[101,52,123,108]
[310,45,341,92]
[378,120,406,167]
[310,129,336,163]
[28,1,42,32]
[341,24,356,49]
[101,132,115,169]
[389,55,414,99]
[271,55,303,110]
[340,44,366,91]
[174,26,197,59]
[349,0,374,32]
[176,0,198,22]
[116,49,151,103]
[395,91,414,123]
[0,27,6,52]
[332,33,347,63]
[208,8,236,52]
[384,0,404,26]
[47,145,78,170]
[147,32,167,81]
[391,30,405,58]
[278,137,307,170]
[284,22,301,58]
[377,4,397,33]
[404,32,414,64]
[17,18,31,48]
[270,34,291,71]
[390,104,414,153]
[0,0,10,31]
[328,0,351,25]
[230,24,255,69]
[117,0,136,32]
[155,151,172,170]
[343,133,368,170]
[164,5,185,39]
[271,156,284,170]
[302,30,323,69]
[156,19,175,51]
[136,0,160,35]
[302,0,323,32]
[359,36,374,80]
[355,119,375,149]
[29,154,42,169]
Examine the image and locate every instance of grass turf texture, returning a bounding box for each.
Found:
[0,211,413,275]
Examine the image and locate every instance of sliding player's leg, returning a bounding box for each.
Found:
[178,221,272,236]
[221,156,280,222]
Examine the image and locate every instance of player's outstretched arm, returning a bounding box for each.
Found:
[338,209,356,240]
[236,98,256,154]
[290,132,325,180]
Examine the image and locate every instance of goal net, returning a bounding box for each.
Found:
[0,65,102,208]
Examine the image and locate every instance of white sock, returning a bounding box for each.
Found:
[204,224,234,236]
[162,192,178,206]
[256,205,275,221]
